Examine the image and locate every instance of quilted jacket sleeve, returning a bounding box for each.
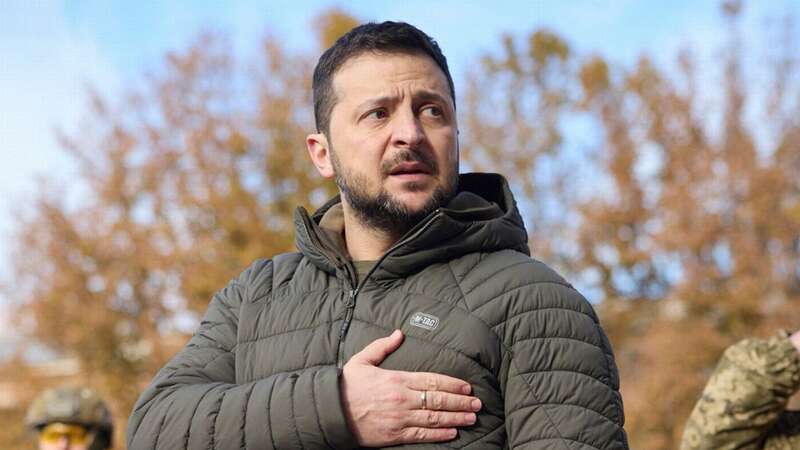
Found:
[499,262,628,450]
[680,331,800,450]
[126,261,357,450]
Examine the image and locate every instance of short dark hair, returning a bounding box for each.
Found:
[312,21,455,134]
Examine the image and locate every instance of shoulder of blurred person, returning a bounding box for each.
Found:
[680,330,800,450]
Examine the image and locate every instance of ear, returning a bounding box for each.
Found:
[306,132,335,178]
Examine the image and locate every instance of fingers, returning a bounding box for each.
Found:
[351,330,404,366]
[388,401,478,445]
[405,371,472,395]
[405,410,477,428]
[397,427,458,444]
[413,390,481,412]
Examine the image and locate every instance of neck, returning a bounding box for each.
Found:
[341,201,403,261]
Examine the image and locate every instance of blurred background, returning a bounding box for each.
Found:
[1,1,799,448]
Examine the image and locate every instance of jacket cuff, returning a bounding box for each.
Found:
[314,366,359,449]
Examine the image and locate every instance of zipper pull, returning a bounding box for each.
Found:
[346,289,357,307]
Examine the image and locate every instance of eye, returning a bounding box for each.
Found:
[421,105,443,118]
[364,108,388,120]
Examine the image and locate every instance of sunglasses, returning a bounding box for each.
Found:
[39,423,93,445]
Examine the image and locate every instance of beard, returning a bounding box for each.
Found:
[330,147,458,237]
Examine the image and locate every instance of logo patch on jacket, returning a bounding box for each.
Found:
[409,312,439,331]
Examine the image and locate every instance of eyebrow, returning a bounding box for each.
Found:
[356,90,452,111]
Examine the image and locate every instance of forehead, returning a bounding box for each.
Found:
[331,51,451,104]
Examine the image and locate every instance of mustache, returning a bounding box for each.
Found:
[381,151,439,176]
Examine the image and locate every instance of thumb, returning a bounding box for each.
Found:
[352,330,404,366]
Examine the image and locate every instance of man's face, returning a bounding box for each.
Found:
[309,51,459,235]
[38,423,91,450]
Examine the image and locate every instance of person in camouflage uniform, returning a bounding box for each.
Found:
[681,330,800,450]
[26,386,113,450]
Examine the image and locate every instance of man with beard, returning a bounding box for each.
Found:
[128,22,628,449]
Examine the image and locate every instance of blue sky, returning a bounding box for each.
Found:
[0,0,796,344]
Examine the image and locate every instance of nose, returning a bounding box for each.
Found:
[54,436,70,450]
[391,108,425,149]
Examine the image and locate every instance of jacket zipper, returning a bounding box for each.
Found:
[337,288,358,368]
[334,210,443,368]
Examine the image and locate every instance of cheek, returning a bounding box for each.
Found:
[433,132,458,163]
[342,129,388,161]
[336,148,383,181]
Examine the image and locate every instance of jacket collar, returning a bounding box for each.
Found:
[294,172,529,281]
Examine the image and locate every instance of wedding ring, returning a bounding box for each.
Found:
[421,391,428,410]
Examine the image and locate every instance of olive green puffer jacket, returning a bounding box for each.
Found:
[127,173,628,449]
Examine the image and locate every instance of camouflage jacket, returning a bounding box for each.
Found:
[680,331,800,450]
